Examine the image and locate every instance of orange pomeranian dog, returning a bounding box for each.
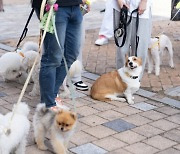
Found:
[33,104,77,154]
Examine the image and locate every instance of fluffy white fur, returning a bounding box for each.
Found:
[0,41,39,83]
[21,50,40,97]
[21,41,39,53]
[0,52,24,82]
[60,60,82,98]
[0,41,41,96]
[117,57,142,104]
[29,62,40,96]
[148,34,174,76]
[0,102,30,154]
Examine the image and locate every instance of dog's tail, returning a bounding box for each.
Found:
[13,102,30,117]
[69,60,82,78]
[36,103,48,112]
[21,41,39,52]
[166,38,174,68]
[35,103,54,117]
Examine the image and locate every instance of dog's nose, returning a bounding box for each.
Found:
[61,127,64,131]
[16,73,22,78]
[129,62,133,66]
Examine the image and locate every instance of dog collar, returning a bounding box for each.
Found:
[125,72,138,79]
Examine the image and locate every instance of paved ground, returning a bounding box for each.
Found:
[0,0,180,154]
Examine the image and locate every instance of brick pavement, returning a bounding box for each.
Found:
[0,0,180,154]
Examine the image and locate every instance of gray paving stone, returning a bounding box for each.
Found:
[82,72,100,81]
[156,148,180,154]
[165,86,180,97]
[73,91,87,98]
[160,97,180,109]
[0,92,7,97]
[70,143,107,154]
[0,43,15,52]
[131,102,157,111]
[103,119,136,132]
[136,88,156,98]
[162,129,180,143]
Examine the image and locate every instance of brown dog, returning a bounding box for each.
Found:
[90,55,142,104]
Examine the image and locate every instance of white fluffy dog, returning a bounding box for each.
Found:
[0,41,39,83]
[0,102,30,154]
[29,62,40,96]
[0,52,26,83]
[20,42,40,96]
[60,60,82,98]
[148,34,174,76]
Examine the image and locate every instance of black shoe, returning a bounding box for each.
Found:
[74,81,88,91]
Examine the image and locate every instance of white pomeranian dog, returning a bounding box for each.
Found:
[0,52,25,82]
[0,41,39,83]
[0,102,30,154]
[148,34,174,76]
[60,60,82,98]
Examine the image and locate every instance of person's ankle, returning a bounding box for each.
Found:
[99,35,107,39]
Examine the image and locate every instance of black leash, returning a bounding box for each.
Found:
[15,8,35,51]
[114,6,139,56]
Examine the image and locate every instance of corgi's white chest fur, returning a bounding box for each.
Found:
[118,66,142,104]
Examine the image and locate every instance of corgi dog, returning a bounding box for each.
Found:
[90,55,142,104]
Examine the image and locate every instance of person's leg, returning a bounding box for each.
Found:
[54,6,83,96]
[133,16,152,79]
[39,7,68,108]
[70,19,89,91]
[71,19,84,83]
[95,0,118,45]
[116,17,132,69]
[99,0,114,39]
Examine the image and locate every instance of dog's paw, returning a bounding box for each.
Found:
[148,70,152,74]
[155,72,159,76]
[169,62,174,68]
[127,100,134,105]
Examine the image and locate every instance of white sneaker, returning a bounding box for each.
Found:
[95,36,108,46]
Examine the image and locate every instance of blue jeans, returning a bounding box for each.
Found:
[39,6,83,108]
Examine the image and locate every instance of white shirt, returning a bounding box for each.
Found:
[123,0,152,19]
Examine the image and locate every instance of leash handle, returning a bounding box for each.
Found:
[114,7,139,49]
[126,8,139,56]
[15,8,34,51]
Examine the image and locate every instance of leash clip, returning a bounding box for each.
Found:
[115,28,124,38]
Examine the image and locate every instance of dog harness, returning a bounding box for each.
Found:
[149,36,161,51]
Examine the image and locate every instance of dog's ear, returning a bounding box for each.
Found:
[57,110,63,114]
[125,54,129,67]
[137,57,142,66]
[125,54,129,60]
[70,112,77,120]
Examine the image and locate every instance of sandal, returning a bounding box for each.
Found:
[55,96,70,111]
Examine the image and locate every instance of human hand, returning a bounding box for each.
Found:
[138,0,147,15]
[117,0,129,9]
[82,0,90,12]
